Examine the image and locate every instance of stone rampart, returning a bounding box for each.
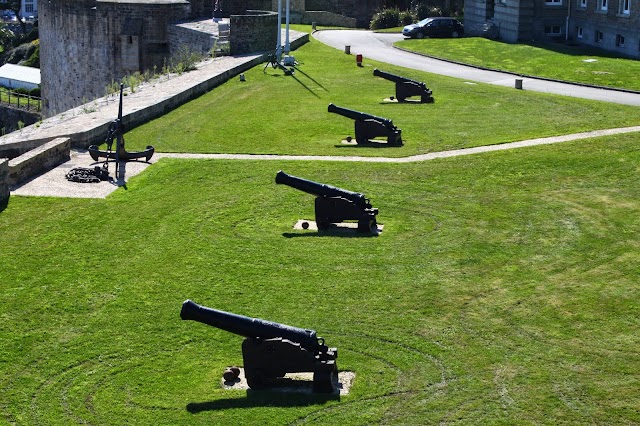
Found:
[0,30,309,156]
[8,138,71,187]
[272,0,305,22]
[39,0,191,118]
[0,106,41,134]
[168,22,218,56]
[303,11,357,27]
[0,158,8,209]
[230,11,278,55]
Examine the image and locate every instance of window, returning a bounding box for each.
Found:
[595,30,604,42]
[619,0,630,14]
[599,0,608,10]
[578,0,587,7]
[25,4,33,13]
[545,25,562,35]
[616,34,625,47]
[546,0,562,4]
[577,26,584,38]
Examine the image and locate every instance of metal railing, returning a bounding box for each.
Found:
[0,89,42,112]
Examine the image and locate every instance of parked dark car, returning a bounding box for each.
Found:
[402,17,464,39]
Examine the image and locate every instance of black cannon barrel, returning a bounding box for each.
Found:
[328,103,394,128]
[181,300,326,351]
[276,170,367,205]
[373,68,422,85]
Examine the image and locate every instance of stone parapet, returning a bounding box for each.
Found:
[230,10,278,55]
[169,20,218,56]
[303,11,356,27]
[8,138,71,187]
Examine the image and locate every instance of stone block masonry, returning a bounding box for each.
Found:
[230,11,278,55]
[0,158,8,209]
[8,138,71,187]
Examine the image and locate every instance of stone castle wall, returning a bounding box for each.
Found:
[39,0,191,118]
[230,11,278,55]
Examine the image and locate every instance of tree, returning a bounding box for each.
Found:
[3,0,27,36]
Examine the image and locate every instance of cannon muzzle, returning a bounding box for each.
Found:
[276,171,369,207]
[180,300,328,352]
[328,103,395,128]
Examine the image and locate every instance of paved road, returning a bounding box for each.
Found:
[313,30,640,106]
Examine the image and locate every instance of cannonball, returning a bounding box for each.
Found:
[346,136,352,142]
[223,367,240,381]
[390,96,395,100]
[302,221,309,229]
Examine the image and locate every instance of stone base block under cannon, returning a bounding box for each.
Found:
[180,300,339,394]
[328,103,402,146]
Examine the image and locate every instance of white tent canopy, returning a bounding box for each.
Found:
[0,64,41,91]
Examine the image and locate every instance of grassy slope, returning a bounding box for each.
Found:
[124,36,640,157]
[1,133,639,424]
[396,37,640,91]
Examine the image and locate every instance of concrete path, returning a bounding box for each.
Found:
[10,30,640,199]
[13,125,640,199]
[312,30,640,106]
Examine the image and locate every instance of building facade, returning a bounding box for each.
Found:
[465,0,640,58]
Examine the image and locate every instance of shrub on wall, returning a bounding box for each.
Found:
[370,8,401,30]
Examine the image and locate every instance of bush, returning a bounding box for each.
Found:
[400,10,416,26]
[414,3,443,20]
[370,8,401,30]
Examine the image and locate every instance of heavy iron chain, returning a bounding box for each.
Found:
[66,130,115,184]
[65,166,110,183]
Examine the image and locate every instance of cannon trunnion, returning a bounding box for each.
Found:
[181,300,338,393]
[276,170,378,233]
[373,68,434,103]
[328,103,402,146]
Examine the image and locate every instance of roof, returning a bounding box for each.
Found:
[0,64,41,85]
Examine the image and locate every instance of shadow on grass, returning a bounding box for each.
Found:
[292,65,328,92]
[186,390,338,413]
[525,40,628,58]
[0,196,8,213]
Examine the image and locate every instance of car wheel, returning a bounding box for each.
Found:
[451,31,460,38]
[416,32,424,39]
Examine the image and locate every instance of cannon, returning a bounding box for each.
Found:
[181,300,338,393]
[88,83,154,180]
[328,103,402,146]
[276,170,378,233]
[373,68,434,103]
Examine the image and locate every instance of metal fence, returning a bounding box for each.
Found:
[0,89,42,112]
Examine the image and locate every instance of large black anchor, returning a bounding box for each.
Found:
[88,83,154,180]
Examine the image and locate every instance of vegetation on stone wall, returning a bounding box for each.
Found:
[0,20,39,68]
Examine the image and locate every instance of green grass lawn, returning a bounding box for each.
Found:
[1,133,639,424]
[396,37,640,91]
[2,28,640,425]
[124,36,640,157]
